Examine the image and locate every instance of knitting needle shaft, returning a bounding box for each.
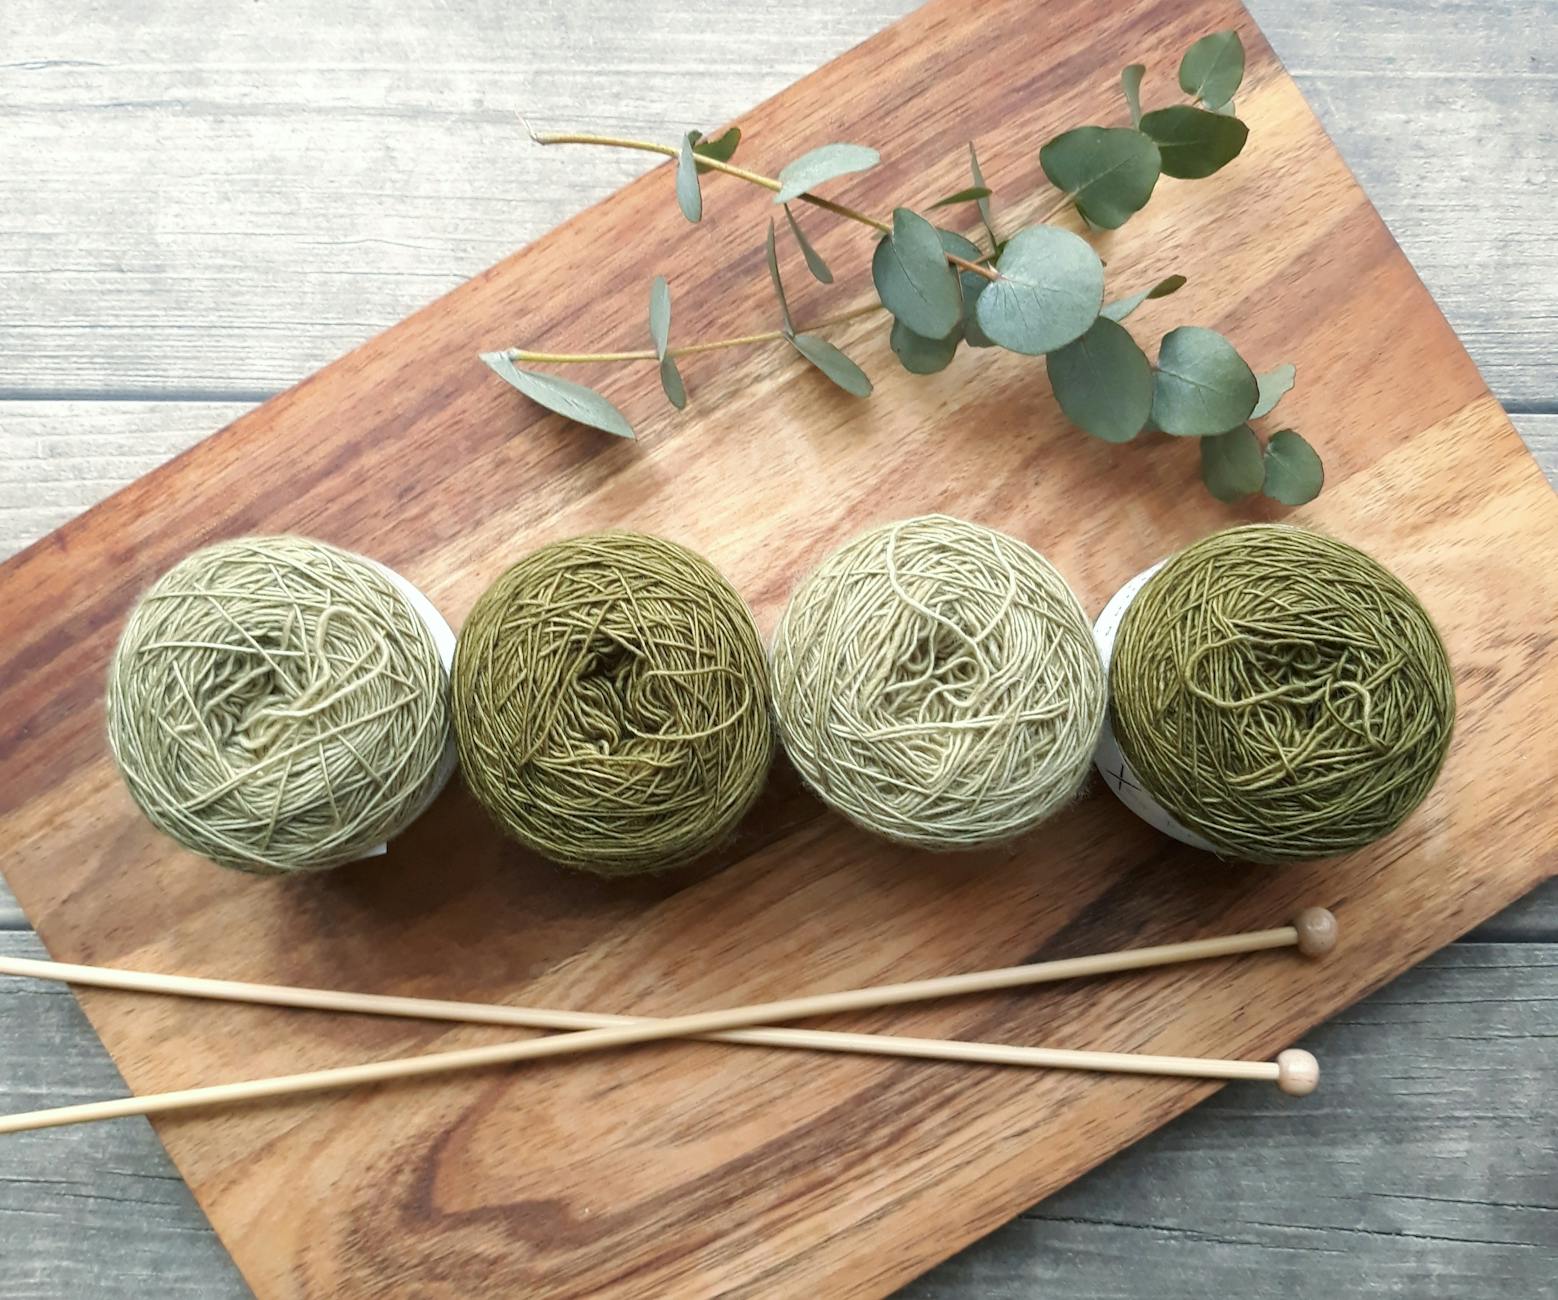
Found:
[0,1043,1310,1136]
[0,913,1333,1133]
[0,910,1334,1045]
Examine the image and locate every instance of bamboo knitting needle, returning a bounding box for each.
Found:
[0,908,1337,1038]
[0,910,1333,1133]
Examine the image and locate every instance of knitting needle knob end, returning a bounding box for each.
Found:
[1276,1048,1320,1096]
[1293,908,1338,958]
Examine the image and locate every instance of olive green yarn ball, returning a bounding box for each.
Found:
[452,532,773,875]
[1110,524,1456,864]
[770,515,1106,851]
[106,536,452,875]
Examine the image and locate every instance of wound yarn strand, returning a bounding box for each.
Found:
[771,515,1105,850]
[1109,525,1455,863]
[106,537,451,874]
[452,532,773,874]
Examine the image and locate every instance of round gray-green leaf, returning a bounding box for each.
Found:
[890,318,960,375]
[648,275,671,360]
[691,126,741,173]
[480,352,635,439]
[1047,316,1152,442]
[1139,106,1248,179]
[930,228,992,346]
[1039,126,1161,230]
[967,142,997,243]
[789,332,872,397]
[658,355,686,410]
[870,208,962,340]
[1250,363,1296,419]
[774,143,879,204]
[1178,30,1244,110]
[1101,273,1187,323]
[959,272,996,347]
[1262,428,1324,505]
[784,204,833,283]
[976,225,1105,356]
[1151,326,1258,435]
[765,218,793,333]
[929,186,992,209]
[872,226,980,341]
[1200,425,1264,501]
[1121,63,1146,128]
[676,132,702,222]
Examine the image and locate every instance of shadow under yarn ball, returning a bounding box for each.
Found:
[1110,524,1456,864]
[770,515,1106,851]
[106,536,452,875]
[452,532,774,875]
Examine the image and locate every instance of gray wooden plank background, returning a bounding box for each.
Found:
[1,1,1554,1295]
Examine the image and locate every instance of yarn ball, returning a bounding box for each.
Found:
[1110,524,1455,864]
[770,515,1106,850]
[106,536,452,875]
[451,532,773,875]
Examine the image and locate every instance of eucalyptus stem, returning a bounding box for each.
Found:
[529,129,997,280]
[507,301,886,366]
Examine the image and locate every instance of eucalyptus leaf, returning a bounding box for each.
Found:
[1262,428,1324,504]
[1039,125,1162,230]
[1213,99,1237,116]
[968,142,997,245]
[774,142,879,204]
[870,208,962,340]
[1139,106,1248,179]
[1047,316,1153,442]
[975,225,1105,355]
[1200,425,1265,501]
[959,271,996,347]
[1179,30,1244,110]
[691,126,741,172]
[764,219,793,333]
[1151,326,1258,435]
[658,354,687,409]
[1121,63,1146,128]
[890,317,960,374]
[1250,363,1296,419]
[480,352,636,439]
[648,275,671,360]
[929,185,993,209]
[784,204,833,284]
[676,132,702,222]
[1101,274,1188,322]
[790,332,872,397]
[873,226,979,343]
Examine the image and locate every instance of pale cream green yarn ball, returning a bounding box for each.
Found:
[770,515,1106,850]
[106,536,451,875]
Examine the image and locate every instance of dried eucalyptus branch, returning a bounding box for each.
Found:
[487,30,1323,507]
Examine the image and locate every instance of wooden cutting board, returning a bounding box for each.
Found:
[1,0,1554,1294]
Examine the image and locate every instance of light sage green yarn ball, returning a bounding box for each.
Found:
[106,536,451,875]
[770,515,1106,850]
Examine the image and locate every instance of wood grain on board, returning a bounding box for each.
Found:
[0,0,1554,1296]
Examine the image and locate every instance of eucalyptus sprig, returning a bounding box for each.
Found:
[485,30,1323,507]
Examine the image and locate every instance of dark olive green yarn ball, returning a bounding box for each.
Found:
[1110,525,1455,864]
[452,532,774,875]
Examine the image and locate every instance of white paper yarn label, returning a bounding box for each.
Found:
[1092,562,1219,853]
[357,558,459,859]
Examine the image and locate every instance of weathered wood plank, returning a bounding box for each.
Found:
[0,936,246,1298]
[0,403,253,555]
[0,0,1552,403]
[913,944,1558,1298]
[4,930,1552,1299]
